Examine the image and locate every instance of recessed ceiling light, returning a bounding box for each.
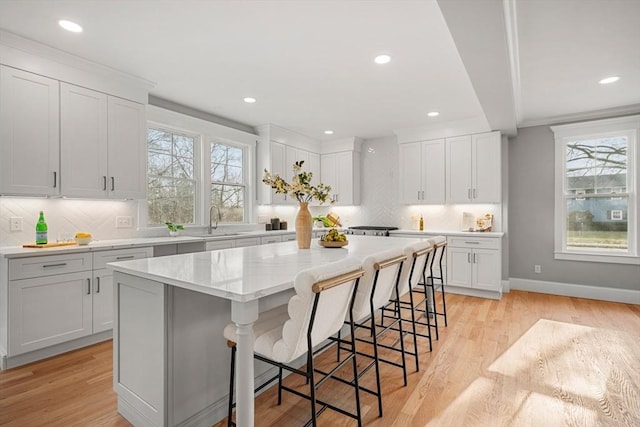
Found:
[599,76,620,85]
[427,111,440,117]
[374,54,391,65]
[243,97,256,103]
[58,19,83,33]
[324,130,334,135]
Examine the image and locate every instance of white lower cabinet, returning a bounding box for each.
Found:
[446,236,501,294]
[5,247,152,360]
[8,270,93,356]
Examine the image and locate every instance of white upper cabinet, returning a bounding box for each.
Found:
[0,66,60,196]
[60,83,108,197]
[321,151,360,205]
[399,139,445,204]
[61,84,146,199]
[256,125,323,205]
[107,96,147,199]
[447,131,501,203]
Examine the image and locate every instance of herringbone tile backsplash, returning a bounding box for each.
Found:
[0,198,139,246]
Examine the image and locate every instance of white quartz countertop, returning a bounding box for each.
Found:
[0,230,301,258]
[390,229,504,238]
[108,235,424,302]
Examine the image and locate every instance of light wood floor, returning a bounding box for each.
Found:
[1,290,639,427]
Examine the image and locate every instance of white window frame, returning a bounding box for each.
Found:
[552,115,639,265]
[142,105,256,229]
[209,138,249,224]
[146,123,200,226]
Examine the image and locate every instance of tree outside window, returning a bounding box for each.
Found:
[147,128,196,225]
[211,142,245,223]
[564,136,628,250]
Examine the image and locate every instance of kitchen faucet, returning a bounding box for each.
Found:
[208,205,221,234]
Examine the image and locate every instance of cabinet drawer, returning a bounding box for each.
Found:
[93,247,153,269]
[448,236,499,250]
[235,237,260,247]
[261,235,283,245]
[9,253,92,280]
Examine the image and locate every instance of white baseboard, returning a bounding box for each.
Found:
[509,277,640,305]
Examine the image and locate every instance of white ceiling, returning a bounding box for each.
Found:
[0,0,638,141]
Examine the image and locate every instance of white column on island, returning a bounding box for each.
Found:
[231,299,260,427]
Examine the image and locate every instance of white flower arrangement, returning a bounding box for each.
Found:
[263,161,333,204]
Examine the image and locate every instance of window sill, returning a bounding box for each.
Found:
[554,251,640,265]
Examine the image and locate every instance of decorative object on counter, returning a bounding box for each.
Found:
[265,223,272,231]
[270,217,280,230]
[312,212,342,228]
[280,221,287,230]
[419,215,424,231]
[36,211,48,245]
[462,212,493,232]
[319,228,348,247]
[263,160,333,249]
[74,232,93,245]
[165,222,184,237]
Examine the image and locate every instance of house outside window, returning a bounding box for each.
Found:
[211,141,246,223]
[147,127,197,226]
[552,115,639,264]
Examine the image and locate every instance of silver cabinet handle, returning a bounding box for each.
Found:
[467,253,471,263]
[464,241,480,244]
[417,190,421,200]
[103,176,107,191]
[474,253,478,263]
[96,276,100,293]
[468,188,471,199]
[473,188,477,199]
[111,177,115,191]
[116,255,135,260]
[87,278,91,294]
[43,263,67,268]
[53,171,57,188]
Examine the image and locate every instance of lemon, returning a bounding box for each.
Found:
[75,232,92,238]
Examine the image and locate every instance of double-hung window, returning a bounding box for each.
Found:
[210,141,246,223]
[552,115,639,264]
[147,126,197,226]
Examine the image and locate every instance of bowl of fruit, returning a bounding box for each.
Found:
[75,232,93,245]
[319,228,348,248]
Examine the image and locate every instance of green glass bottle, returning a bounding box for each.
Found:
[36,211,48,244]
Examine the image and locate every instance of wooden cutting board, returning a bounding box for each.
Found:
[23,242,78,248]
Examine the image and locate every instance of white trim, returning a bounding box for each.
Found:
[510,277,640,305]
[554,251,640,265]
[552,115,639,261]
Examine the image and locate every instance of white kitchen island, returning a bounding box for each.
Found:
[107,235,424,427]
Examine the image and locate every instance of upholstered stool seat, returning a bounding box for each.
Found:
[225,257,365,427]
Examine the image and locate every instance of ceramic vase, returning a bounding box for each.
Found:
[295,202,312,249]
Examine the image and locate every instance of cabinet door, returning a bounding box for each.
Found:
[446,135,472,203]
[321,153,338,202]
[422,139,445,204]
[93,269,114,333]
[472,132,501,203]
[446,246,472,287]
[269,141,288,204]
[60,83,109,197]
[0,66,60,196]
[336,152,354,205]
[107,97,147,199]
[8,272,92,355]
[472,249,501,291]
[399,142,422,204]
